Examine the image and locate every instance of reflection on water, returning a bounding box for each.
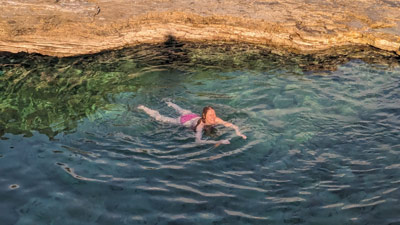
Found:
[0,44,400,225]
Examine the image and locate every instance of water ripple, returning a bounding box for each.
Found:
[342,200,386,210]
[224,209,268,220]
[56,162,105,182]
[162,197,207,204]
[266,196,306,203]
[191,139,263,162]
[206,179,269,193]
[159,180,235,198]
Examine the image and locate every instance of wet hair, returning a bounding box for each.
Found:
[193,106,214,131]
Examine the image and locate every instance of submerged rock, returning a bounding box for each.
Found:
[0,0,400,57]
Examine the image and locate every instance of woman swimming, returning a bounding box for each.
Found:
[138,101,246,145]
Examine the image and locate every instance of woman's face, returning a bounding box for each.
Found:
[205,108,216,124]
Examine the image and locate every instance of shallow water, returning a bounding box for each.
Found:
[1,48,400,225]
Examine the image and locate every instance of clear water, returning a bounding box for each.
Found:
[1,47,400,225]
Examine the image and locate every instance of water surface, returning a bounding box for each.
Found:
[1,46,400,225]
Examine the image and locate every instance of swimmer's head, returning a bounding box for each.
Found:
[202,106,216,125]
[194,106,216,131]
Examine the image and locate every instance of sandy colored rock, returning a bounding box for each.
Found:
[0,0,399,57]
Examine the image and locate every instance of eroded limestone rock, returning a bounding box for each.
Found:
[0,0,399,57]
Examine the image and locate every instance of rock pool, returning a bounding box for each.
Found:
[1,45,399,224]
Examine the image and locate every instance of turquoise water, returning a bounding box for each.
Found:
[1,48,400,224]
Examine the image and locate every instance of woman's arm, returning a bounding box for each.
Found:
[215,117,247,139]
[195,122,230,145]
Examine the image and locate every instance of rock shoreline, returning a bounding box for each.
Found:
[1,0,400,57]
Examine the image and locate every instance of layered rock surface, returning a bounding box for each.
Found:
[0,0,399,57]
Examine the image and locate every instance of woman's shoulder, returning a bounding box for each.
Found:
[215,117,225,124]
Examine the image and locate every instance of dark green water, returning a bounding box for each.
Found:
[1,45,400,225]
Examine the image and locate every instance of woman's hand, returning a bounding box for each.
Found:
[236,131,247,139]
[220,139,230,144]
[215,139,230,147]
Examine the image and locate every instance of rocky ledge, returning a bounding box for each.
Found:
[1,0,400,57]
